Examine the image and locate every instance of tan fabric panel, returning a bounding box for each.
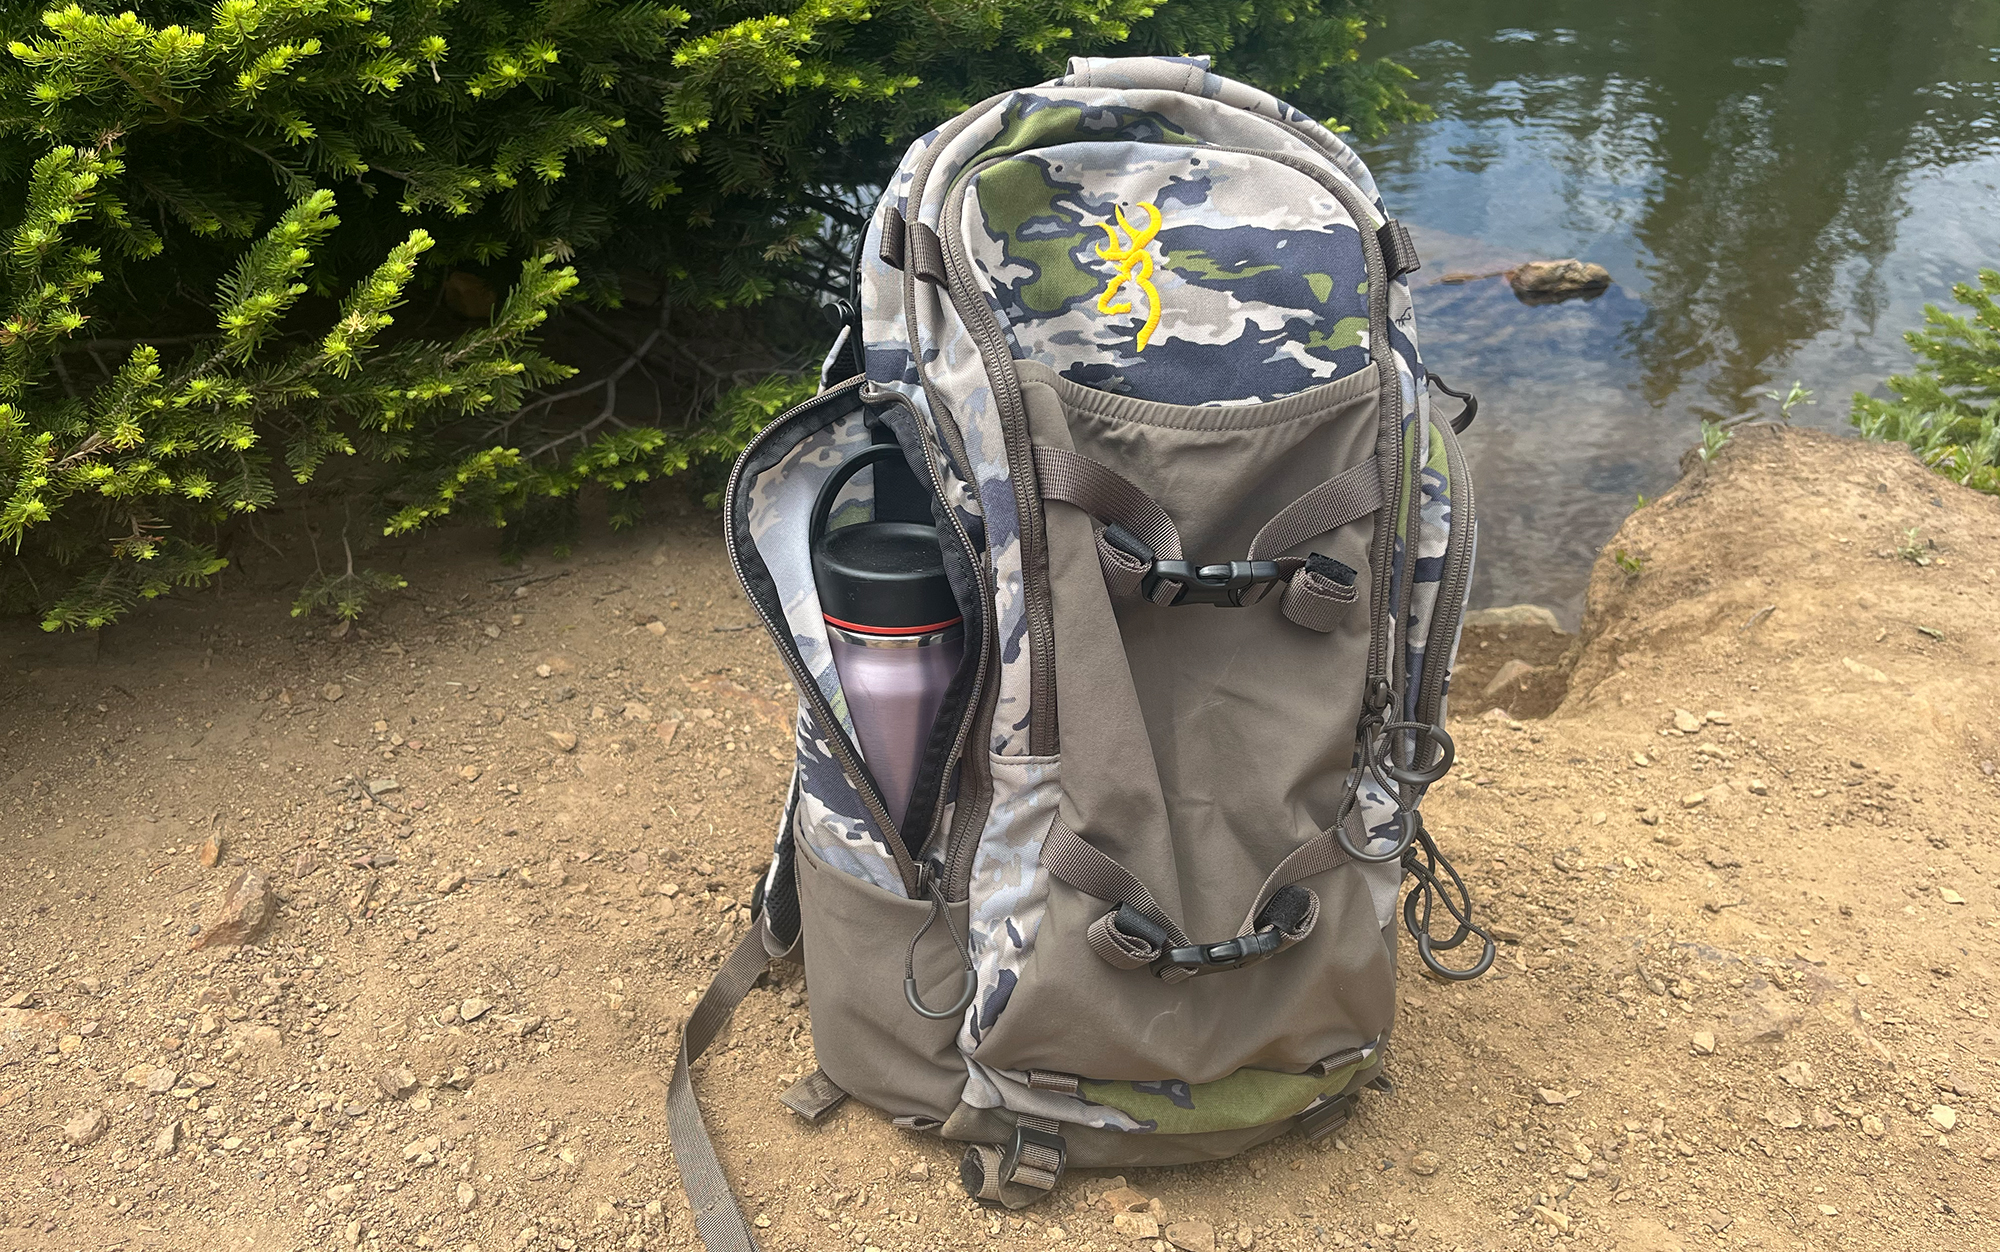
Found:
[964,364,1394,1083]
[1020,360,1383,933]
[972,851,1391,1082]
[795,836,969,1121]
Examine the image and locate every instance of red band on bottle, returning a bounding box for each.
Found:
[823,613,963,636]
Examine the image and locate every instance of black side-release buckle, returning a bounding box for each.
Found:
[1159,926,1287,974]
[1143,559,1284,607]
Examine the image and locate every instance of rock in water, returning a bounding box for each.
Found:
[195,866,275,949]
[1508,258,1611,304]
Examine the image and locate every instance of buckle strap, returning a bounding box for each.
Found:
[1086,904,1163,969]
[1037,444,1379,626]
[1051,819,1326,979]
[1245,456,1384,563]
[1094,524,1152,599]
[1044,820,1191,946]
[961,1115,1067,1209]
[1033,444,1184,563]
[1247,457,1382,632]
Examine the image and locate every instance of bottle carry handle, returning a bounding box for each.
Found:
[809,441,928,550]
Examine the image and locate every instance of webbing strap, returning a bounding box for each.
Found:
[1238,822,1355,937]
[878,206,907,271]
[667,926,774,1252]
[1037,446,1379,624]
[777,1068,848,1124]
[1279,556,1361,633]
[1044,819,1205,984]
[906,220,949,285]
[1030,445,1182,560]
[963,1114,1067,1208]
[1246,457,1381,630]
[1031,445,1187,606]
[1010,1115,1066,1190]
[1247,456,1383,562]
[1094,526,1150,598]
[1043,820,1190,949]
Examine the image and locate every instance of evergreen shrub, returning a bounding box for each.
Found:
[0,0,1417,627]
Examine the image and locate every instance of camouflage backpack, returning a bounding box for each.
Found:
[670,55,1492,1248]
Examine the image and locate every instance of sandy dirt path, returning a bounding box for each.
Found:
[0,427,1995,1252]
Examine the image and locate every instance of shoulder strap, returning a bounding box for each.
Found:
[667,926,776,1252]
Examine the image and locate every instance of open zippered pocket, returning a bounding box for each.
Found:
[725,380,989,899]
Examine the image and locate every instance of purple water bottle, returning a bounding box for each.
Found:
[811,444,965,836]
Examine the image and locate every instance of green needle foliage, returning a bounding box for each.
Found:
[1853,268,2000,497]
[0,0,1418,628]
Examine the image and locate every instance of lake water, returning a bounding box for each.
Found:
[1355,0,2000,624]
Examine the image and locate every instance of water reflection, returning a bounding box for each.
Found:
[1359,0,2000,622]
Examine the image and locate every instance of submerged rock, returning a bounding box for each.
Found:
[1508,258,1612,303]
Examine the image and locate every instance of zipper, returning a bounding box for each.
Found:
[935,159,1062,756]
[723,374,984,898]
[931,144,1402,751]
[1413,412,1476,732]
[1224,147,1411,727]
[862,382,996,862]
[1237,149,1406,716]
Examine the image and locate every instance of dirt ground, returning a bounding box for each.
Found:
[1,425,1996,1252]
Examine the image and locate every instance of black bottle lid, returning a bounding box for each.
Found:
[811,444,962,634]
[815,522,962,631]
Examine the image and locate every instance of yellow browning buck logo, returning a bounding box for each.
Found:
[1095,202,1163,350]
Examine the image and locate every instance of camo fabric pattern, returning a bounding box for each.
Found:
[1078,1047,1375,1135]
[963,143,1372,404]
[957,755,1061,1053]
[792,700,904,893]
[866,69,1384,755]
[960,1062,1153,1133]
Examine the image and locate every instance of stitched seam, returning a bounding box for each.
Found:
[1030,361,1379,431]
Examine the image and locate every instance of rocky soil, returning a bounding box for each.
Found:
[1,426,1996,1252]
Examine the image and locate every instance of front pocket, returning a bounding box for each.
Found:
[1022,362,1386,926]
[960,365,1396,1081]
[795,836,970,1121]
